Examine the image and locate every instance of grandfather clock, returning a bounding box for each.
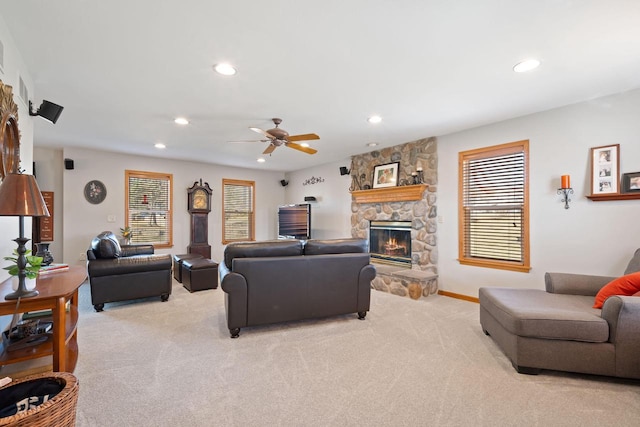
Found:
[187,179,212,258]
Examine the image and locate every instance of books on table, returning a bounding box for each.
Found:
[38,263,69,275]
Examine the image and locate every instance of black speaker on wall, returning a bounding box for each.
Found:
[64,158,74,170]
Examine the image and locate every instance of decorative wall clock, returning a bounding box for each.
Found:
[84,180,107,204]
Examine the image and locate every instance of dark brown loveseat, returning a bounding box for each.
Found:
[87,231,172,311]
[219,238,376,338]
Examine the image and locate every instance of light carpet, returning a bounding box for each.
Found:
[73,281,640,426]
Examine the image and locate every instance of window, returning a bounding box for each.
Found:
[125,170,173,248]
[458,140,530,272]
[222,179,255,243]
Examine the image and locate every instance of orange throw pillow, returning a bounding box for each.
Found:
[593,271,640,308]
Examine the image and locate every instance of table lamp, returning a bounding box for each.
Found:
[0,173,50,300]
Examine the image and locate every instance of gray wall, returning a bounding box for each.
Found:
[34,147,287,266]
[284,158,353,239]
[0,17,35,331]
[437,88,640,297]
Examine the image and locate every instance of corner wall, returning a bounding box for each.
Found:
[438,88,640,298]
[56,147,287,266]
[284,158,353,239]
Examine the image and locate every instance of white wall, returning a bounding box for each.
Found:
[284,158,353,239]
[0,17,35,331]
[48,147,286,265]
[0,16,35,282]
[33,147,64,262]
[438,88,640,297]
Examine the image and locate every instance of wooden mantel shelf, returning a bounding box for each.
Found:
[586,193,640,201]
[351,184,428,203]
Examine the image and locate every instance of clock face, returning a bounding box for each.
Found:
[193,189,208,209]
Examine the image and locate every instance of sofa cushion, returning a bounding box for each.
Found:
[623,248,640,275]
[593,271,640,308]
[479,287,609,343]
[90,231,122,259]
[303,238,368,255]
[224,239,304,269]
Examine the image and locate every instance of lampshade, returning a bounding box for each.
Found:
[0,173,50,217]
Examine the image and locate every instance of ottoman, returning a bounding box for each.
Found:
[172,253,204,283]
[181,258,218,292]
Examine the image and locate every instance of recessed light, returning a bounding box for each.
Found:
[154,143,166,149]
[367,142,379,147]
[367,115,382,124]
[300,142,309,147]
[214,63,237,76]
[513,59,540,73]
[257,158,266,163]
[174,117,189,125]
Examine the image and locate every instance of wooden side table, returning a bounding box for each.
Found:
[0,266,87,373]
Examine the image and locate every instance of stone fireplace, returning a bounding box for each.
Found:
[350,137,438,299]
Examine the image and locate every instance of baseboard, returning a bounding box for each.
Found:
[438,290,479,304]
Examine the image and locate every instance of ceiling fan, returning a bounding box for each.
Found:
[231,118,319,155]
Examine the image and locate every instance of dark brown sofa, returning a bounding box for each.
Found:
[479,249,640,379]
[219,238,376,338]
[87,231,172,311]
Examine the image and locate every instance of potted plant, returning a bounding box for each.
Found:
[3,249,43,290]
[119,227,132,245]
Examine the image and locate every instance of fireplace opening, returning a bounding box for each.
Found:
[369,221,412,266]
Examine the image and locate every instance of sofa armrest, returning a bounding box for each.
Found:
[120,244,154,257]
[357,264,376,313]
[544,272,615,296]
[221,272,248,330]
[601,296,640,379]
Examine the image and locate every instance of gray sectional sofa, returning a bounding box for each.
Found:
[480,250,640,379]
[219,238,376,338]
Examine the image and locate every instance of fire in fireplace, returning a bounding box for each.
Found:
[369,221,412,266]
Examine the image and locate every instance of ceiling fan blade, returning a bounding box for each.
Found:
[228,139,270,143]
[263,144,277,155]
[286,133,320,142]
[286,142,317,155]
[249,127,275,140]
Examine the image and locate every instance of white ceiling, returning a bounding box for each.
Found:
[4,1,640,172]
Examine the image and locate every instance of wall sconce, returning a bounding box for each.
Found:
[339,166,350,176]
[557,175,573,209]
[29,100,64,124]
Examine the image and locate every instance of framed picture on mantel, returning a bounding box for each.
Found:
[590,144,619,195]
[372,162,399,189]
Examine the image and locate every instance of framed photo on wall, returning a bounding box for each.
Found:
[622,172,640,193]
[590,144,620,195]
[372,162,399,188]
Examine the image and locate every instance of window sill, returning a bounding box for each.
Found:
[458,258,531,273]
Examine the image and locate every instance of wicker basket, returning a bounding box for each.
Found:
[0,372,79,427]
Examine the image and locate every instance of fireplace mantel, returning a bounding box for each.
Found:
[350,184,428,204]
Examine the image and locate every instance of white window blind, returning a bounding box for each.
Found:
[223,179,255,243]
[459,141,530,272]
[126,171,173,247]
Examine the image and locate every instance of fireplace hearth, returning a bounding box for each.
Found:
[369,221,412,266]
